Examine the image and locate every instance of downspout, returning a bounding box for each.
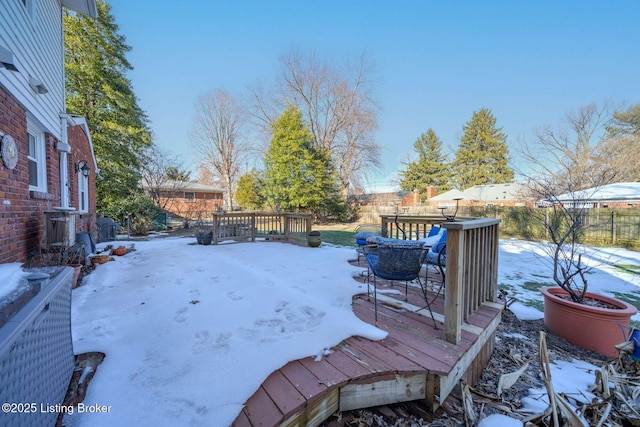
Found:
[57,115,72,209]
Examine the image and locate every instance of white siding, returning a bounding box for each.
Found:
[0,0,65,139]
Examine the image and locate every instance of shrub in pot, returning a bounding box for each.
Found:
[536,187,637,357]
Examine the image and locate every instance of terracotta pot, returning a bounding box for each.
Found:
[90,255,111,266]
[70,264,82,289]
[542,287,637,357]
[112,246,126,256]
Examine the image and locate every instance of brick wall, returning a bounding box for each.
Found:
[67,124,97,237]
[0,84,96,264]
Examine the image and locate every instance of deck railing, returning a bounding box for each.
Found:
[441,218,500,344]
[211,212,312,246]
[379,215,501,345]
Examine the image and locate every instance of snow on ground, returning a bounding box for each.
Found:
[67,238,385,426]
[61,236,640,426]
[0,263,29,303]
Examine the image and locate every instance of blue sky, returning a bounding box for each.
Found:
[107,0,640,191]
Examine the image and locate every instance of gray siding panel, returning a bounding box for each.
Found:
[0,0,65,139]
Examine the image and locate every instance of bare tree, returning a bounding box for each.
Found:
[249,49,381,196]
[140,143,188,211]
[521,103,614,195]
[191,89,247,210]
[519,105,614,303]
[595,103,640,182]
[595,133,640,183]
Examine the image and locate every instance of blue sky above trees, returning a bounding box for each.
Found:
[107,0,640,191]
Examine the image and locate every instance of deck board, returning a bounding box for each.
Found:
[298,356,349,388]
[241,386,283,426]
[233,259,503,426]
[279,360,328,402]
[262,370,307,418]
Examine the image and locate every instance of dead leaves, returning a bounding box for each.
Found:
[461,331,640,426]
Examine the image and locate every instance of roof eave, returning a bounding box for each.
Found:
[61,0,98,18]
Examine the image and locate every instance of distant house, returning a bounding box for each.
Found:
[143,180,225,221]
[428,183,534,208]
[549,182,640,208]
[350,186,440,208]
[0,0,98,264]
[349,191,411,207]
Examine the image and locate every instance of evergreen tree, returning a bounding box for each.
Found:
[165,167,191,181]
[398,129,451,197]
[235,171,264,210]
[608,104,640,136]
[453,108,513,189]
[263,106,334,212]
[64,0,152,217]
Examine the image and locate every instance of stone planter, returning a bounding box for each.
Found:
[196,231,213,245]
[307,231,321,248]
[541,287,637,357]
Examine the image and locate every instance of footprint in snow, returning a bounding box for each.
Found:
[227,291,243,301]
[174,307,187,323]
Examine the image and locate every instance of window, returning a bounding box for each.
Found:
[27,120,46,192]
[78,171,89,213]
[184,192,195,202]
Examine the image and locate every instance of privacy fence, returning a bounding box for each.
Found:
[360,206,640,249]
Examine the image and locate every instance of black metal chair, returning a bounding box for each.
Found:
[366,238,437,328]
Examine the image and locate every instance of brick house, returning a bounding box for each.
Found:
[144,180,225,222]
[0,0,98,264]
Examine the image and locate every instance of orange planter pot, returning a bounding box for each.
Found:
[542,287,637,357]
[70,264,82,289]
[90,255,111,266]
[112,246,126,256]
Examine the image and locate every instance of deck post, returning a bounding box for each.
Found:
[250,213,256,242]
[212,213,219,245]
[380,216,390,237]
[443,224,464,344]
[284,213,290,241]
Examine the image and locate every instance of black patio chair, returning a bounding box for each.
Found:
[366,238,437,328]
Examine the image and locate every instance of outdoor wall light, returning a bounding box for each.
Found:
[28,75,48,94]
[75,160,90,177]
[0,45,19,72]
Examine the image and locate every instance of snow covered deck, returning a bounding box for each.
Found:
[233,253,503,426]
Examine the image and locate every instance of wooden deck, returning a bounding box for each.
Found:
[232,258,504,426]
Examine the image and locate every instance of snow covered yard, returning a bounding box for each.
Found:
[50,235,640,426]
[67,238,385,426]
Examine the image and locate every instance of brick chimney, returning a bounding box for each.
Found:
[425,186,437,199]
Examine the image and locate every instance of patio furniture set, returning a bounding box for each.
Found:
[354,224,448,327]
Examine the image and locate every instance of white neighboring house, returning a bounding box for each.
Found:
[429,183,534,207]
[550,182,640,208]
